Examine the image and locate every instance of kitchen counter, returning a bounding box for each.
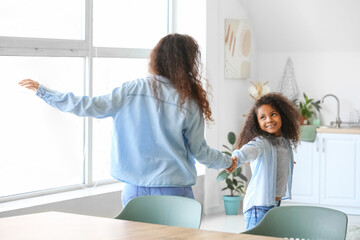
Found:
[316,127,360,134]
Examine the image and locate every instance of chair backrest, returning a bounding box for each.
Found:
[243,206,348,240]
[115,195,202,229]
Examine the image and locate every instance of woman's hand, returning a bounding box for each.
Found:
[226,156,238,173]
[18,79,40,92]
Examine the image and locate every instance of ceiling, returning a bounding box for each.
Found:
[240,0,360,52]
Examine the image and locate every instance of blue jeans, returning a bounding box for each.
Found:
[121,183,194,207]
[244,201,281,231]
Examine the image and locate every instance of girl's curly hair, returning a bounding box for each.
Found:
[236,92,300,149]
[148,33,213,122]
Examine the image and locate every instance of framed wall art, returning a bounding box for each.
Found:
[224,19,251,79]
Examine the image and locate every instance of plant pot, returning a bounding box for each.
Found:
[222,195,242,215]
[300,115,308,125]
[299,125,317,142]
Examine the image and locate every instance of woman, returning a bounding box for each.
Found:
[19,33,237,206]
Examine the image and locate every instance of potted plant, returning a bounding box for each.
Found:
[216,131,248,215]
[294,93,321,125]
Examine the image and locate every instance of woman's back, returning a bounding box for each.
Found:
[111,76,202,186]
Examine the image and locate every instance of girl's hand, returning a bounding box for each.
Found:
[226,156,238,173]
[18,79,40,92]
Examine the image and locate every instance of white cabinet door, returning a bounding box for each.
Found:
[320,133,360,207]
[291,139,320,203]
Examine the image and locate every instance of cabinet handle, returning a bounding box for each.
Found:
[322,138,325,152]
[316,137,319,152]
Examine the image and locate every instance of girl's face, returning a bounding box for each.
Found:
[256,104,282,137]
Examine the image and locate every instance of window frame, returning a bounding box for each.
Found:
[0,0,206,203]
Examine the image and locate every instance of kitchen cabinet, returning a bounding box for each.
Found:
[290,133,360,214]
[291,140,320,204]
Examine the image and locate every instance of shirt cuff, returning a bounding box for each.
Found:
[36,84,46,98]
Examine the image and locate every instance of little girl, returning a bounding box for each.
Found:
[232,92,300,230]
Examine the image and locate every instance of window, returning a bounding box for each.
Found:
[0,56,85,197]
[0,0,206,200]
[93,0,168,48]
[0,0,85,40]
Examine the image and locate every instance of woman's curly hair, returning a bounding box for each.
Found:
[148,33,213,122]
[236,92,300,149]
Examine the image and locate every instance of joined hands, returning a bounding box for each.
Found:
[226,156,238,173]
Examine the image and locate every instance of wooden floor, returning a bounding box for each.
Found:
[200,213,245,233]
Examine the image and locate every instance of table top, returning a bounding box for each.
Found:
[0,211,281,240]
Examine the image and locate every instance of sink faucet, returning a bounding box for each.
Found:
[321,94,341,128]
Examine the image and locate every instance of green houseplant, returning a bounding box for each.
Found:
[294,93,321,125]
[216,131,248,215]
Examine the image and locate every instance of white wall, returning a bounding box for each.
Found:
[259,52,360,126]
[243,0,360,126]
[0,176,205,218]
[204,0,258,215]
[0,190,123,218]
[242,0,360,52]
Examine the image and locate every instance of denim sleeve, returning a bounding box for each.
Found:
[36,84,128,118]
[232,139,263,166]
[183,107,232,169]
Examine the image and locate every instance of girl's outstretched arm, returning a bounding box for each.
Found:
[232,139,263,165]
[18,79,39,92]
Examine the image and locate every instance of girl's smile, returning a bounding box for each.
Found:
[257,104,282,136]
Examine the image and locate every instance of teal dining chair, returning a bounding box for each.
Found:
[243,205,348,240]
[115,195,202,229]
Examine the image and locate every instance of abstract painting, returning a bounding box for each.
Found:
[224,19,251,79]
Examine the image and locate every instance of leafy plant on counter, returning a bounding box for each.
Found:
[294,93,321,124]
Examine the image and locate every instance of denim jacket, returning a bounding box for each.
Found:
[36,75,232,187]
[232,136,294,213]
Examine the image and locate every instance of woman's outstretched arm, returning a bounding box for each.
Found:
[18,79,127,118]
[19,79,39,92]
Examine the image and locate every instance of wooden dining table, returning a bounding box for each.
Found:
[0,211,281,239]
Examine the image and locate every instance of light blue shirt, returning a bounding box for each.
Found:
[232,136,294,213]
[36,75,232,187]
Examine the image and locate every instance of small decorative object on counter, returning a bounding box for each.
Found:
[312,118,321,127]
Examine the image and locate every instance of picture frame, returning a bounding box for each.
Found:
[224,19,251,79]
